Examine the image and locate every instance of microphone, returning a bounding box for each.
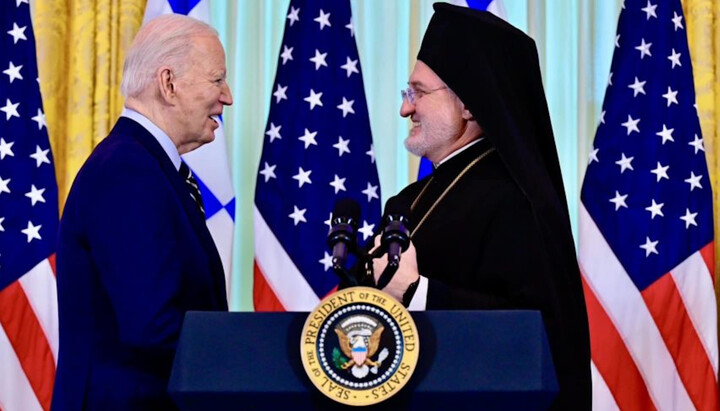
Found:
[381,197,410,266]
[375,197,410,290]
[327,198,361,270]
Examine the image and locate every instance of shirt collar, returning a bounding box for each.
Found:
[435,138,483,168]
[121,108,182,171]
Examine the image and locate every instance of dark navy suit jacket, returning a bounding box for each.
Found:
[52,117,228,410]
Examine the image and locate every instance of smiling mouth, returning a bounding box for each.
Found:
[209,115,220,126]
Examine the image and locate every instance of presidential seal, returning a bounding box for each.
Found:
[300,287,419,406]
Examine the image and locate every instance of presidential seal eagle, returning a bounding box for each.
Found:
[334,315,389,379]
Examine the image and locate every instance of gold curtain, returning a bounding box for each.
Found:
[684,0,719,276]
[684,0,720,345]
[34,0,145,209]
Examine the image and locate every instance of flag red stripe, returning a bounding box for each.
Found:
[642,273,719,411]
[700,242,714,281]
[0,282,55,411]
[47,254,56,277]
[581,275,657,411]
[253,260,286,312]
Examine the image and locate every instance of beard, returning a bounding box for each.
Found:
[403,118,456,161]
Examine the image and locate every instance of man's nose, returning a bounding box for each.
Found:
[220,83,233,106]
[400,99,414,117]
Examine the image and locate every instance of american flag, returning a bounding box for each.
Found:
[0,1,59,410]
[254,0,381,311]
[579,1,718,410]
[142,0,236,300]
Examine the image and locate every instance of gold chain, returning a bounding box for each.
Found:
[410,147,496,237]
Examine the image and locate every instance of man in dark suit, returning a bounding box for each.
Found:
[370,4,590,410]
[52,14,232,411]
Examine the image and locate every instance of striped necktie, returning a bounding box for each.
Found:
[179,162,205,216]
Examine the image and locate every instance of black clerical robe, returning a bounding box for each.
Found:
[393,138,590,410]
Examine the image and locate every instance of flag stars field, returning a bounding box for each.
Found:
[621,114,640,134]
[684,172,702,191]
[609,191,629,210]
[287,6,300,26]
[340,57,358,77]
[298,128,317,148]
[30,145,51,167]
[1,98,20,120]
[304,89,323,109]
[329,175,346,194]
[265,122,282,142]
[7,22,27,44]
[656,124,674,144]
[639,236,659,256]
[0,176,10,195]
[641,1,657,20]
[333,136,350,156]
[288,206,307,226]
[3,61,22,83]
[314,9,331,30]
[309,49,327,70]
[680,209,698,229]
[25,184,45,206]
[20,221,41,243]
[259,162,277,182]
[280,45,294,64]
[662,86,678,106]
[650,162,669,181]
[645,199,664,219]
[688,135,704,153]
[0,138,14,159]
[319,252,333,271]
[358,221,374,241]
[292,167,312,188]
[616,153,634,173]
[31,108,46,130]
[273,84,288,103]
[588,147,599,164]
[668,49,682,68]
[635,38,652,58]
[628,76,647,96]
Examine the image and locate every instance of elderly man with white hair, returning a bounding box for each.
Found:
[53,14,232,411]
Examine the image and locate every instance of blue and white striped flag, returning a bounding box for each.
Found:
[142,0,235,299]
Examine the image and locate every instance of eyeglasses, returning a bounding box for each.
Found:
[400,86,448,105]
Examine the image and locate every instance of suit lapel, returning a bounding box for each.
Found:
[112,118,228,308]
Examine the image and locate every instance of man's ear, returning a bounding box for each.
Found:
[158,67,175,102]
[461,105,474,121]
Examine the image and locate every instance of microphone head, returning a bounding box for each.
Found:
[327,198,361,250]
[381,196,410,253]
[332,198,361,227]
[383,196,410,219]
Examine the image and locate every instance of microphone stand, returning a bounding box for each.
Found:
[332,245,375,287]
[332,261,358,287]
[363,246,399,290]
[375,262,399,290]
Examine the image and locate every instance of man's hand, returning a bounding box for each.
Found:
[371,236,420,302]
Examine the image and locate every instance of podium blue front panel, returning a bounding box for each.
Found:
[169,311,557,410]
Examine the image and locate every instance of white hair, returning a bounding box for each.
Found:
[121,14,218,98]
